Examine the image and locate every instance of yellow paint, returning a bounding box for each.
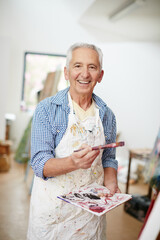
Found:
[72,141,80,148]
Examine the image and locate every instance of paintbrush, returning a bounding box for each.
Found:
[74,141,125,152]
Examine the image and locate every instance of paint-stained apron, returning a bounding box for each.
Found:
[27,93,106,240]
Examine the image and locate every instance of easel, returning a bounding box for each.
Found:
[138,129,160,239]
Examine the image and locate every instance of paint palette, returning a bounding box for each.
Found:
[57,183,132,216]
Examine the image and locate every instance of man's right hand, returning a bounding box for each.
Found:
[71,144,100,169]
[43,144,100,178]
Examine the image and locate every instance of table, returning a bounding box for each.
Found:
[0,140,12,172]
[0,140,12,155]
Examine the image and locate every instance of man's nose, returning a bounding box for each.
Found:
[81,67,90,78]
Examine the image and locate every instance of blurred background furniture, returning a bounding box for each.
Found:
[126,148,152,196]
[0,140,12,172]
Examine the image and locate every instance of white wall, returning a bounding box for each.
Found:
[0,37,10,140]
[95,43,160,151]
[0,0,160,156]
[0,0,96,148]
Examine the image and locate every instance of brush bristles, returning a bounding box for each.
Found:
[117,141,125,146]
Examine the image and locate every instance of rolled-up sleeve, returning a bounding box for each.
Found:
[30,102,55,179]
[102,109,118,170]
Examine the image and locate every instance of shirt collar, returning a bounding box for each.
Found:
[92,92,107,109]
[50,87,107,114]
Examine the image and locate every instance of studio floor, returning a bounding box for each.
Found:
[0,154,149,240]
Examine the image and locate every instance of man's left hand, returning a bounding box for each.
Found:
[104,167,121,196]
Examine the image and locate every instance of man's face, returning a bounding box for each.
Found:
[64,47,104,98]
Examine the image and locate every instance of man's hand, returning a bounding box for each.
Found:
[43,144,100,178]
[105,181,121,196]
[71,144,100,169]
[104,167,121,196]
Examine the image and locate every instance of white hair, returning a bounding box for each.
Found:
[66,42,103,71]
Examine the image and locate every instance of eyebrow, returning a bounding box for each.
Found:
[73,62,98,67]
[73,62,82,65]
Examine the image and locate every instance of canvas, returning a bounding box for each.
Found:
[143,128,160,183]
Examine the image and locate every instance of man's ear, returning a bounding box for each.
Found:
[98,70,104,83]
[64,67,69,81]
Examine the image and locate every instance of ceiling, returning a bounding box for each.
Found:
[67,0,160,42]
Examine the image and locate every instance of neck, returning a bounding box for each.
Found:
[69,90,92,111]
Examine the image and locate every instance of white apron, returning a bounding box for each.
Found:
[27,93,106,240]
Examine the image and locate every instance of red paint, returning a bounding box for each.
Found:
[89,206,105,213]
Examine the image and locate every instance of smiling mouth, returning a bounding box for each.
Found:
[77,80,91,84]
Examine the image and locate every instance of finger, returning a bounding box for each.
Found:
[92,149,100,155]
[82,152,99,166]
[85,149,100,159]
[116,187,121,193]
[81,152,98,168]
[75,146,91,158]
[108,187,117,196]
[108,192,114,197]
[83,156,95,165]
[109,185,121,196]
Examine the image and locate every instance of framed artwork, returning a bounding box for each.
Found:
[21,52,67,113]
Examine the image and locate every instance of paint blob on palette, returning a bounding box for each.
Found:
[57,183,132,216]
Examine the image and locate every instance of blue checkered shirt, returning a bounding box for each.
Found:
[30,87,118,179]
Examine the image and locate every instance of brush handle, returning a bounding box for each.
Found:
[74,141,125,152]
[92,141,124,150]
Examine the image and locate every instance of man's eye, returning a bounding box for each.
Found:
[75,65,81,68]
[89,66,96,69]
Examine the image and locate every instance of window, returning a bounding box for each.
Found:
[21,52,67,113]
